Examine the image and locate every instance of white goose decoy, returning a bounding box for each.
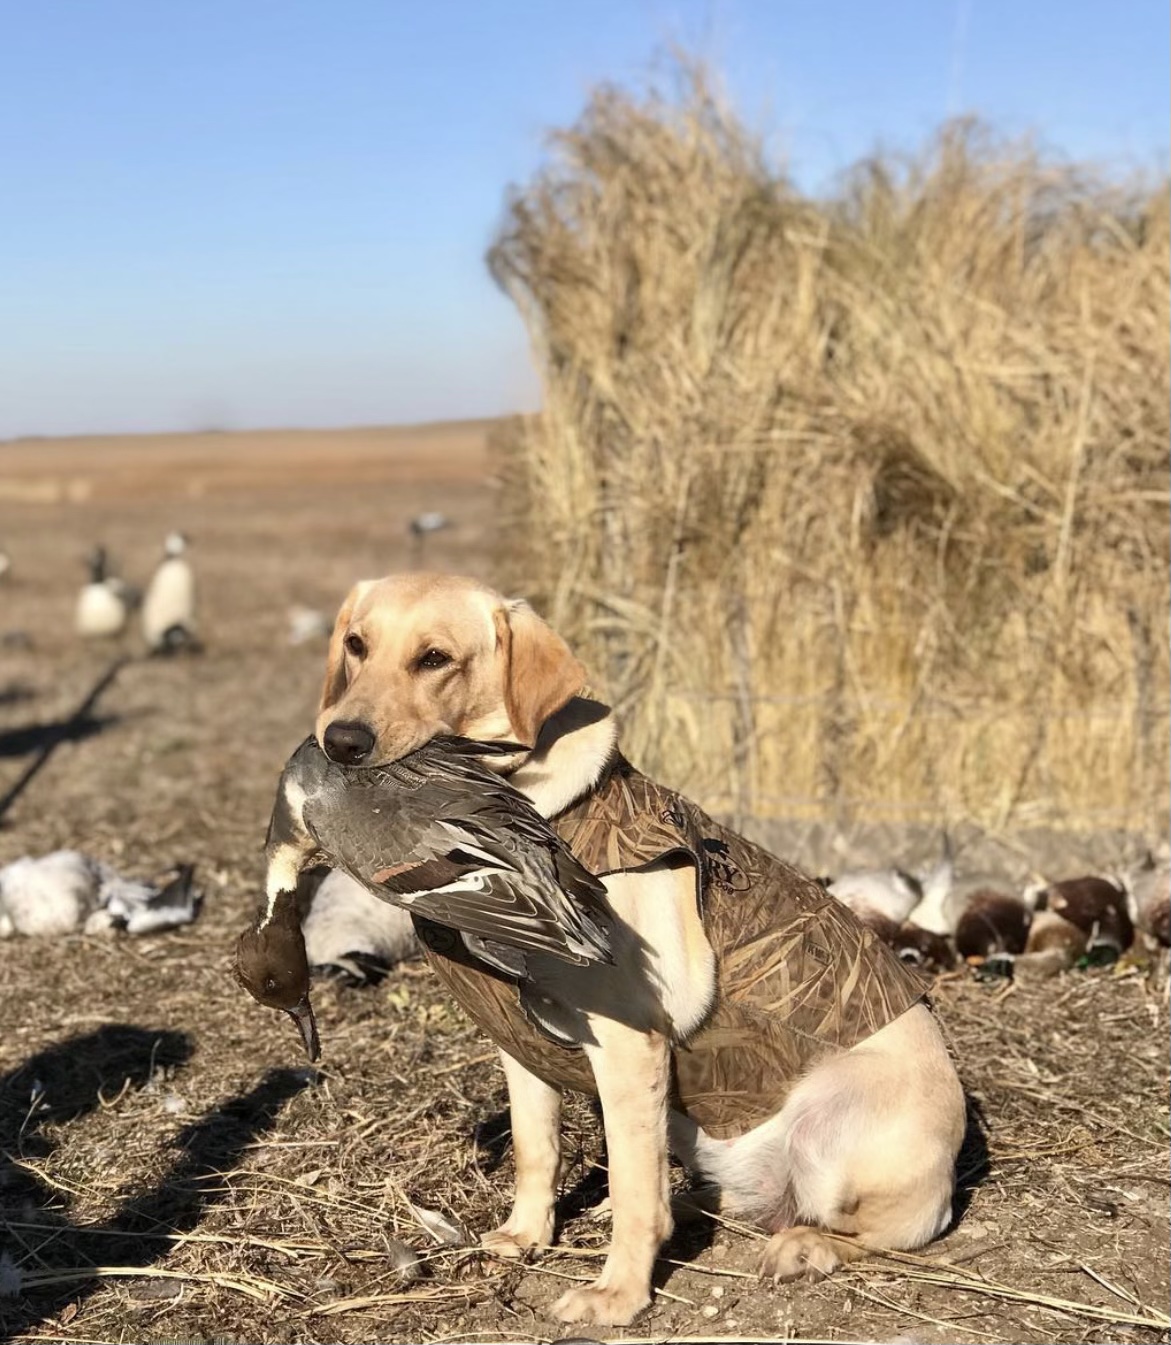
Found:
[409,511,449,541]
[302,868,420,984]
[408,512,451,564]
[287,605,332,646]
[142,532,199,654]
[75,547,131,639]
[0,851,200,939]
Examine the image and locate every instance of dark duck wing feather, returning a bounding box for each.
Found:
[273,736,613,969]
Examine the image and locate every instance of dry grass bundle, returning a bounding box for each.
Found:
[490,63,1170,835]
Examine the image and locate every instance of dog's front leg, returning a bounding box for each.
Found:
[552,1018,672,1326]
[481,1049,561,1256]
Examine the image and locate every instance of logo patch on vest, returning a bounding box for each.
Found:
[660,804,687,830]
[701,837,749,892]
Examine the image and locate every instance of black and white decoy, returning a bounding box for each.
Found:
[76,546,133,639]
[236,735,614,1060]
[142,532,199,654]
[408,512,451,565]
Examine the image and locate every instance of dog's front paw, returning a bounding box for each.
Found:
[481,1215,554,1260]
[551,1282,651,1326]
[760,1226,846,1281]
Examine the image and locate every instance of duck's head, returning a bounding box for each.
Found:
[235,891,319,1061]
[164,532,188,558]
[894,923,956,971]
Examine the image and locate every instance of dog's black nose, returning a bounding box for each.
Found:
[322,720,376,765]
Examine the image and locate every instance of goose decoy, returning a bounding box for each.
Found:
[408,512,451,564]
[142,532,199,654]
[287,605,332,646]
[75,546,131,638]
[409,511,450,541]
[302,867,419,984]
[0,852,200,938]
[1027,875,1134,961]
[236,735,614,1060]
[99,862,201,935]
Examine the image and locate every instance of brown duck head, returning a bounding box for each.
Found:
[893,922,956,972]
[235,890,320,1062]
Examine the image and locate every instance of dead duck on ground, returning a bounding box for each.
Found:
[954,888,1032,980]
[890,922,956,973]
[0,851,200,938]
[1025,874,1134,964]
[236,735,614,1060]
[1126,852,1170,948]
[825,867,921,931]
[1009,908,1091,982]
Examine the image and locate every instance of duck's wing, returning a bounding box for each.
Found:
[300,735,613,965]
[365,832,612,966]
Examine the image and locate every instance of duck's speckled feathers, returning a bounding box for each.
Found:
[271,735,613,969]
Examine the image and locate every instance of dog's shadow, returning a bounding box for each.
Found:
[0,1023,310,1341]
[952,1091,992,1225]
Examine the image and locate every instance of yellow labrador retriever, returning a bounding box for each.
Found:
[317,571,966,1327]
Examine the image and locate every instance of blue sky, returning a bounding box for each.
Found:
[1,1,1166,438]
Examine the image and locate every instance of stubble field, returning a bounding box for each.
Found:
[0,425,1167,1345]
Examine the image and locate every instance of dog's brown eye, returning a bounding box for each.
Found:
[264,976,278,994]
[344,634,366,658]
[416,648,452,670]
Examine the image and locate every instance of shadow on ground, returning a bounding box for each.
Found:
[0,1024,309,1342]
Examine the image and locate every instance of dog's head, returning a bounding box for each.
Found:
[315,572,586,767]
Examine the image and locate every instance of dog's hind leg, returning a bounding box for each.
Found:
[676,1004,965,1281]
[759,1004,965,1279]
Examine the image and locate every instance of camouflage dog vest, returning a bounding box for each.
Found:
[417,756,926,1139]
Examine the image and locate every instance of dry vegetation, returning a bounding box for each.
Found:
[490,65,1171,837]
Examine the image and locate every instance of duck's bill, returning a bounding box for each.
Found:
[286,995,320,1062]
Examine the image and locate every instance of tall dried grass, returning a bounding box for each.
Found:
[489,65,1170,835]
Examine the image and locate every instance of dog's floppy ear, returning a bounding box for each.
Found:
[320,580,376,713]
[495,599,586,748]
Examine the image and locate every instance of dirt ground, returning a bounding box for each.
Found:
[1,425,1168,1345]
